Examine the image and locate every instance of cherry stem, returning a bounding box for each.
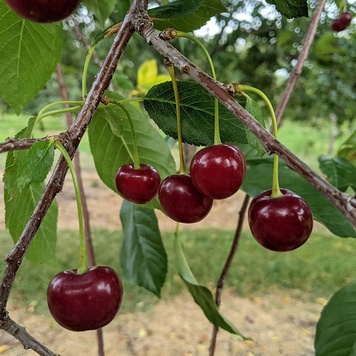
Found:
[54,141,88,274]
[82,43,98,98]
[35,101,83,125]
[175,31,221,145]
[108,98,140,169]
[167,64,186,174]
[238,84,282,198]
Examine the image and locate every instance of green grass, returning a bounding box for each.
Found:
[1,228,355,316]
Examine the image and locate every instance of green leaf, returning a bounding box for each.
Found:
[149,0,226,32]
[3,120,57,263]
[318,155,356,192]
[314,34,345,65]
[4,182,58,263]
[84,0,116,28]
[245,97,266,157]
[143,81,249,147]
[265,0,308,18]
[0,2,63,114]
[120,201,167,297]
[174,231,249,338]
[88,98,176,195]
[242,158,356,238]
[17,141,55,190]
[315,281,356,356]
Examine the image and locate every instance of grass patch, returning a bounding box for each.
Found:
[1,228,355,316]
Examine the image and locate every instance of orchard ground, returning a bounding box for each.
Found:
[0,164,348,356]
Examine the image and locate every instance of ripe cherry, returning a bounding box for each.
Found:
[4,0,82,23]
[47,266,123,331]
[332,12,352,32]
[115,163,161,204]
[248,189,313,252]
[190,144,246,199]
[158,174,213,223]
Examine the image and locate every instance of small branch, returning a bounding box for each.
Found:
[0,312,58,356]
[275,0,327,124]
[0,136,54,153]
[136,20,356,227]
[209,194,250,356]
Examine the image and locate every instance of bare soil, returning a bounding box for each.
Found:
[0,167,328,355]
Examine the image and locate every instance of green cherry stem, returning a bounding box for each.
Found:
[238,84,282,198]
[175,31,221,145]
[167,64,186,174]
[36,101,83,125]
[107,98,140,169]
[82,43,98,98]
[54,140,88,274]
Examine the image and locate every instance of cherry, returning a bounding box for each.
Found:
[4,0,82,23]
[115,163,161,204]
[339,11,352,27]
[248,189,313,252]
[158,174,213,223]
[332,12,352,32]
[190,144,246,199]
[47,266,123,331]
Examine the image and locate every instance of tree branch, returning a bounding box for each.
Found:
[0,0,139,352]
[0,312,58,356]
[275,0,327,124]
[209,194,250,356]
[0,136,55,153]
[136,19,356,227]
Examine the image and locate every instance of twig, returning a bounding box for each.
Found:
[56,63,104,356]
[0,136,54,153]
[136,19,356,227]
[209,194,250,356]
[275,0,327,125]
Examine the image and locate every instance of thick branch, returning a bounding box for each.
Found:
[136,20,356,227]
[0,2,138,353]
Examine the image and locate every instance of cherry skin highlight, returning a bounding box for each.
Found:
[4,0,82,23]
[115,163,161,204]
[158,174,213,223]
[190,144,246,199]
[47,266,123,331]
[248,189,313,252]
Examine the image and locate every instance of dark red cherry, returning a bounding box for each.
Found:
[332,12,352,32]
[115,163,161,204]
[248,189,313,252]
[158,174,213,223]
[190,144,246,199]
[47,266,123,331]
[4,0,82,23]
[339,12,352,27]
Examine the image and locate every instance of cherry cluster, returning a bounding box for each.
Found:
[116,142,313,253]
[331,12,353,32]
[115,143,246,223]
